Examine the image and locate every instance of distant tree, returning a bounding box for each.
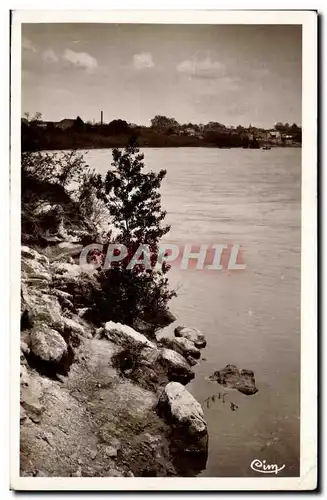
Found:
[204,121,226,132]
[274,122,285,132]
[107,119,130,135]
[34,112,42,122]
[274,122,292,134]
[151,115,180,133]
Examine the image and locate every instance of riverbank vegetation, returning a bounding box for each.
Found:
[21,141,176,332]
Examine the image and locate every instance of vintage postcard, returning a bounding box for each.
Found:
[10,9,317,491]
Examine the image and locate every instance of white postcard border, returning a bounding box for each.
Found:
[10,9,317,491]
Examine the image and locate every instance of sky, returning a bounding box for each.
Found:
[21,23,302,128]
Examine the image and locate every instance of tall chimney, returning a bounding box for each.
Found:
[100,110,103,125]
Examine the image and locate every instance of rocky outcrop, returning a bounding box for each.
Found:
[159,348,194,385]
[104,321,156,349]
[20,244,207,477]
[158,382,208,476]
[174,325,206,348]
[208,364,258,395]
[160,336,201,360]
[159,382,207,436]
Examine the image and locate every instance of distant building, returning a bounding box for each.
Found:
[35,121,53,129]
[282,134,294,145]
[254,131,269,142]
[268,130,281,140]
[184,128,197,136]
[55,118,79,130]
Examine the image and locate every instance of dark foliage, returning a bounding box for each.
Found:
[21,115,302,152]
[90,143,176,327]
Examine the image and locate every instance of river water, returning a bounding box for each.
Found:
[83,147,301,477]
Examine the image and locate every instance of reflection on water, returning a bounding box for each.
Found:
[85,147,301,477]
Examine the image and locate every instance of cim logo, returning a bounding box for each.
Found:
[250,459,286,475]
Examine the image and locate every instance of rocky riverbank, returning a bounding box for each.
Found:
[20,243,208,477]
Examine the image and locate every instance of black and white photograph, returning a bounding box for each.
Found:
[10,9,317,491]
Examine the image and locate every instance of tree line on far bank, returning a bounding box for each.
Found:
[21,113,302,152]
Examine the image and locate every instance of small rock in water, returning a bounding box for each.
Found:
[174,326,206,348]
[160,336,201,360]
[208,364,258,395]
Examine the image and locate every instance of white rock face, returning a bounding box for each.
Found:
[160,336,201,360]
[160,382,207,436]
[174,326,206,348]
[104,321,157,349]
[159,348,194,383]
[160,348,191,369]
[30,324,67,363]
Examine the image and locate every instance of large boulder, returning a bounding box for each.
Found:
[208,364,258,395]
[29,324,67,363]
[174,326,206,348]
[159,348,194,384]
[160,336,201,360]
[158,382,207,436]
[21,281,64,332]
[104,321,157,350]
[143,309,177,328]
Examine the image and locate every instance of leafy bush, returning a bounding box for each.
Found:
[21,150,100,243]
[21,149,86,187]
[90,143,176,327]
